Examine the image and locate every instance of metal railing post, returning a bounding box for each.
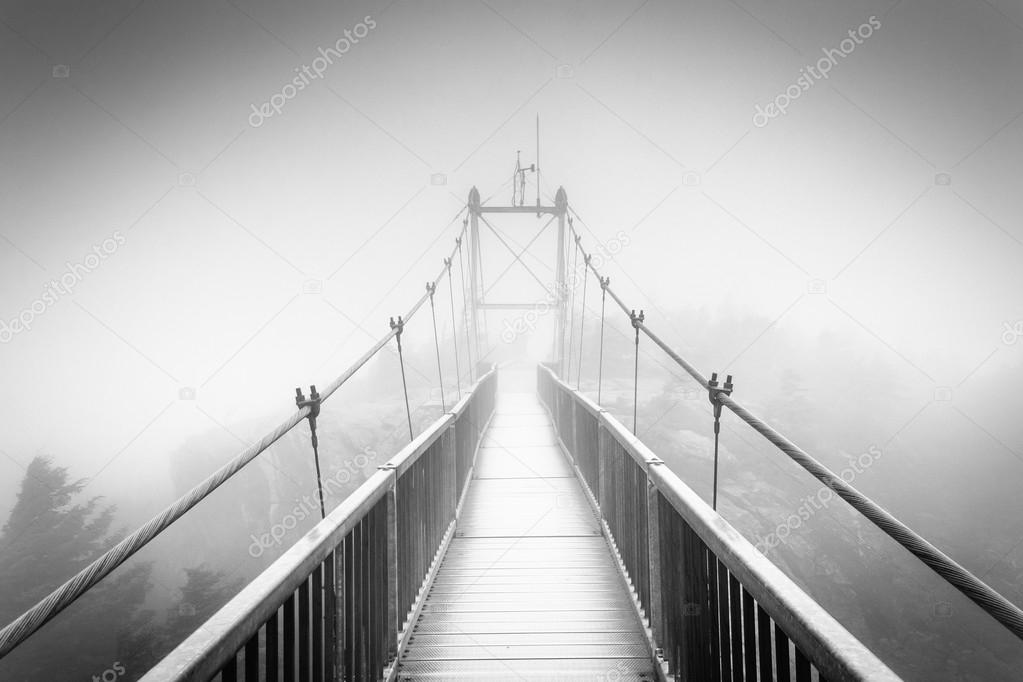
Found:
[333,548,345,681]
[383,468,399,663]
[646,468,665,656]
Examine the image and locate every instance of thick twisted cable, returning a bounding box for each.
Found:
[720,393,1023,641]
[0,408,307,658]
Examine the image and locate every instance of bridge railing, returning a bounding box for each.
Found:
[538,364,898,682]
[142,367,497,682]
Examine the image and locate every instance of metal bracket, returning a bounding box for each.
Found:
[295,385,321,421]
[707,372,734,426]
[630,309,645,329]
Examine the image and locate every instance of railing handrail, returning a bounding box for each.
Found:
[140,366,496,681]
[567,212,1023,643]
[539,364,900,681]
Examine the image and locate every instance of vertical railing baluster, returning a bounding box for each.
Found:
[707,549,721,681]
[646,470,664,652]
[267,607,279,682]
[298,576,310,682]
[757,604,772,682]
[718,559,733,681]
[244,630,259,682]
[223,652,238,682]
[311,564,323,682]
[359,512,370,680]
[322,552,334,682]
[284,593,295,682]
[741,587,756,682]
[385,469,399,667]
[775,625,790,681]
[730,574,743,679]
[794,648,811,682]
[344,532,354,680]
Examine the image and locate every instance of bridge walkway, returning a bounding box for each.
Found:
[394,371,655,680]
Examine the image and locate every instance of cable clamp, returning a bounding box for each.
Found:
[600,276,610,291]
[295,385,322,448]
[707,372,734,422]
[426,281,436,298]
[295,385,321,420]
[629,309,645,329]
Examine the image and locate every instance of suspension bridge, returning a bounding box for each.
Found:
[1,181,1021,681]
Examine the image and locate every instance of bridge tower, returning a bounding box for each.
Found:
[466,185,570,371]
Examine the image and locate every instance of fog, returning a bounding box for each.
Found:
[1,0,1022,679]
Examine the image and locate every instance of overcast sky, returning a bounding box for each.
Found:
[1,0,1022,524]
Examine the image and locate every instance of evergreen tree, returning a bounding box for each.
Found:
[0,456,153,681]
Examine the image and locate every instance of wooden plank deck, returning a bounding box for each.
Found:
[395,375,655,681]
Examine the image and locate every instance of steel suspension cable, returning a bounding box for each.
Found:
[444,259,462,401]
[576,254,589,389]
[456,234,475,382]
[630,309,644,434]
[390,315,415,442]
[426,282,446,412]
[295,386,326,519]
[597,276,608,404]
[566,234,580,376]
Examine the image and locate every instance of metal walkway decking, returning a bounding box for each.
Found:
[395,386,655,680]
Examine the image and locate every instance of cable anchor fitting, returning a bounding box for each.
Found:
[295,384,322,446]
[600,276,610,291]
[630,309,645,331]
[426,281,436,298]
[707,372,734,434]
[389,315,405,346]
[443,256,452,272]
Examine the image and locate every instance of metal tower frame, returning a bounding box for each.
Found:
[466,185,570,371]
